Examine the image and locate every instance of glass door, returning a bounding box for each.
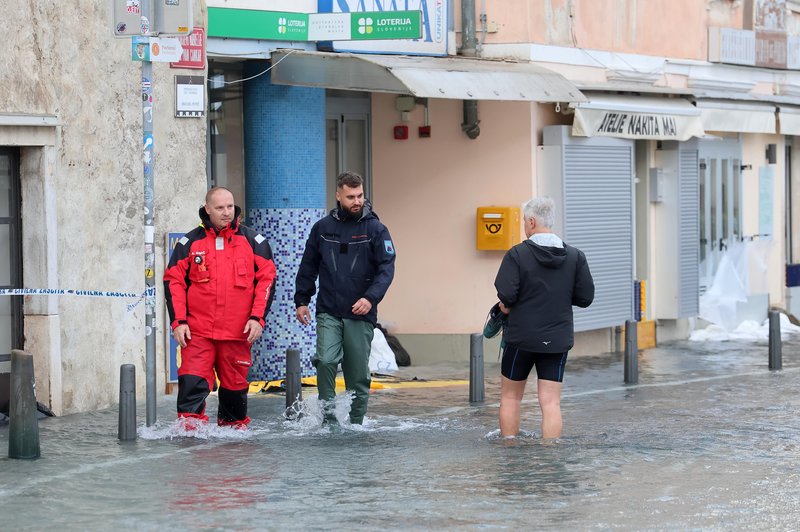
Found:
[698,139,743,293]
[326,90,371,212]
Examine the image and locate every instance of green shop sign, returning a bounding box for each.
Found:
[208,8,421,42]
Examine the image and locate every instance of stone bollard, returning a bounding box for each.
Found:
[118,364,137,441]
[8,350,40,459]
[768,310,782,370]
[469,333,485,404]
[624,320,639,384]
[285,348,302,414]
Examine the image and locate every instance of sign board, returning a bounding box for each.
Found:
[175,76,205,117]
[323,0,448,56]
[165,232,185,383]
[170,27,206,69]
[132,36,184,62]
[207,8,421,41]
[113,0,192,37]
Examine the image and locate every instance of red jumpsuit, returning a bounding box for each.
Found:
[164,206,276,427]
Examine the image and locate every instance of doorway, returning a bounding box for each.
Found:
[0,147,22,413]
[325,90,371,212]
[698,138,743,293]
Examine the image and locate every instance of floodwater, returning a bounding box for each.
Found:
[1,336,800,530]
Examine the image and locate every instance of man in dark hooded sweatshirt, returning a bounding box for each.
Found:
[494,197,594,439]
[295,171,396,425]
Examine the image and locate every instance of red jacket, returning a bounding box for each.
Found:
[164,206,276,340]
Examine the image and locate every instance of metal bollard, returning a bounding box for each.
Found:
[9,350,40,459]
[285,349,302,413]
[118,364,137,441]
[768,310,783,370]
[624,320,639,384]
[469,332,485,404]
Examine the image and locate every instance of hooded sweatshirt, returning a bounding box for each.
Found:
[294,202,395,325]
[494,236,594,353]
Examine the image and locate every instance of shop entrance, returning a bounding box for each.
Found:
[698,138,743,294]
[325,90,371,212]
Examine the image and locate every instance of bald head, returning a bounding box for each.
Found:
[204,187,235,230]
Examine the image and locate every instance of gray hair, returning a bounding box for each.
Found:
[522,197,555,228]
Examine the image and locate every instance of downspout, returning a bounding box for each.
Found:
[461,0,480,139]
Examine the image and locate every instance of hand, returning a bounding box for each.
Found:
[296,305,312,325]
[244,319,263,343]
[173,324,191,348]
[352,298,372,316]
[498,302,510,315]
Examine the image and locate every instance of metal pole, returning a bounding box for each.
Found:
[768,310,782,370]
[118,364,137,441]
[469,332,485,404]
[8,350,40,459]
[624,320,638,384]
[141,0,157,426]
[285,348,302,415]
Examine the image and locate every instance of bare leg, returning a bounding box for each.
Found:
[499,376,527,437]
[537,379,563,439]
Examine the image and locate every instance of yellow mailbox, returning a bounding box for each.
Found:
[476,206,520,250]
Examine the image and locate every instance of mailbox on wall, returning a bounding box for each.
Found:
[476,206,520,250]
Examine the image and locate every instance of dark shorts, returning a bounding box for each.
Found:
[501,345,568,383]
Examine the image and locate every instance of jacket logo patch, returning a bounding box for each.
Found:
[542,341,551,346]
[384,240,395,255]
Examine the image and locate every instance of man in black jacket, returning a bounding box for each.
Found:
[294,171,396,424]
[494,197,594,439]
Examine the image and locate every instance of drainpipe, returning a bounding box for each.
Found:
[461,0,480,139]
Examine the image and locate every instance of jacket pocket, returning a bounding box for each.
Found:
[234,258,254,288]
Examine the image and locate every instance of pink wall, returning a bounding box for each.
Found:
[371,94,557,333]
[459,0,743,60]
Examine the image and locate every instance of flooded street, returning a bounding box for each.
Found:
[2,336,800,530]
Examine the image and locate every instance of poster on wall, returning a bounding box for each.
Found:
[320,0,448,56]
[165,232,185,383]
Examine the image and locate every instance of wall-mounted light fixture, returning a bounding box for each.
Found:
[766,143,777,164]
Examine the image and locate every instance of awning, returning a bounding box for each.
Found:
[695,99,776,134]
[269,50,586,103]
[778,106,800,135]
[571,94,704,141]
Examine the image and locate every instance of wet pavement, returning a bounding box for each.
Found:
[1,333,800,530]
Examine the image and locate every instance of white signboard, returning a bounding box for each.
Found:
[326,0,448,56]
[175,75,205,117]
[132,37,184,62]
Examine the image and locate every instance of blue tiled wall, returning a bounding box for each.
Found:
[243,61,326,210]
[243,62,328,381]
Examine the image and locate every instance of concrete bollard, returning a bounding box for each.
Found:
[624,320,639,384]
[469,333,485,404]
[118,364,137,441]
[285,349,302,414]
[768,310,782,370]
[8,350,40,459]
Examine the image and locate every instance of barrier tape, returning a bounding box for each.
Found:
[0,287,156,313]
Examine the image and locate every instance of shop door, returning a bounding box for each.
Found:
[0,147,22,413]
[698,138,742,293]
[326,90,371,212]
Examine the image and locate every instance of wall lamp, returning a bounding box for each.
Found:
[766,143,777,164]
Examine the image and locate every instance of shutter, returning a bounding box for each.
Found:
[678,147,700,317]
[563,144,634,331]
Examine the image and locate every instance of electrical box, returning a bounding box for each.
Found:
[476,206,520,250]
[649,167,664,203]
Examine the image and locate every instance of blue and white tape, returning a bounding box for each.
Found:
[0,287,156,312]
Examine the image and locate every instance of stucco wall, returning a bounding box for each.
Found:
[464,0,744,60]
[371,93,566,334]
[0,2,208,413]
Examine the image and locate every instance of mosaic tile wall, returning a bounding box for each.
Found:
[247,207,327,381]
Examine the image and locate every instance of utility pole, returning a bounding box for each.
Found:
[141,0,157,427]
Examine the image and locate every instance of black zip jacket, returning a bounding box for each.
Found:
[294,203,396,325]
[494,238,594,353]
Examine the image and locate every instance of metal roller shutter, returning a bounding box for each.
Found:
[678,146,700,317]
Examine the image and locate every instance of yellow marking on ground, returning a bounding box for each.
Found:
[248,377,469,393]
